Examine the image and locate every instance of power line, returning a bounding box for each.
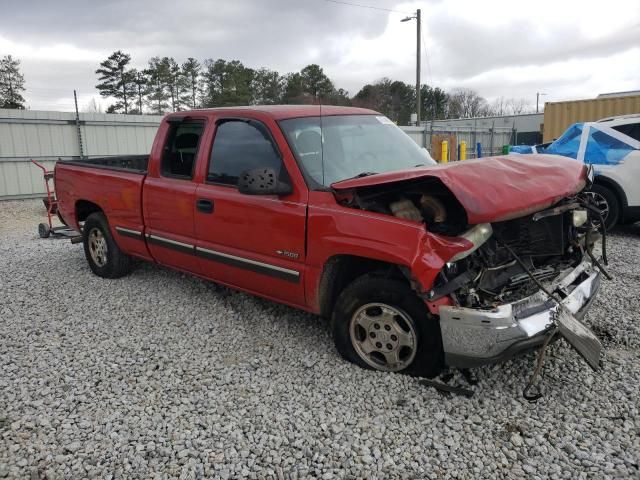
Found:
[421,31,432,86]
[322,0,411,15]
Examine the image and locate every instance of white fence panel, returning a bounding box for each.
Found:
[0,109,163,199]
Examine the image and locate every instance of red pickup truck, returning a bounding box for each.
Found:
[55,105,605,377]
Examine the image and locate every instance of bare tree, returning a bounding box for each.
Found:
[489,96,509,116]
[83,97,102,113]
[507,98,532,115]
[447,88,489,118]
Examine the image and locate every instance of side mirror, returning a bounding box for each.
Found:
[237,168,293,196]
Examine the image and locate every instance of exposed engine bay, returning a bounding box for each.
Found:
[340,177,470,236]
[429,205,599,309]
[338,178,604,309]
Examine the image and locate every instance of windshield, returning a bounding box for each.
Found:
[279,114,436,187]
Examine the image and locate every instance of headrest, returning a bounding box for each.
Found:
[175,133,199,149]
[296,130,321,154]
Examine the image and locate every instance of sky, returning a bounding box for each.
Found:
[1,0,638,112]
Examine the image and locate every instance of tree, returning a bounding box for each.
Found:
[250,68,284,105]
[353,78,414,124]
[282,72,310,104]
[83,97,102,113]
[182,58,201,109]
[130,69,147,114]
[145,57,170,114]
[201,59,253,107]
[420,85,448,121]
[488,96,508,116]
[0,55,26,109]
[507,97,531,115]
[95,50,136,114]
[165,57,186,112]
[300,64,334,100]
[447,88,489,118]
[328,88,351,106]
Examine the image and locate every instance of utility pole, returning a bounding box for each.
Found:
[416,9,421,126]
[402,9,421,125]
[536,92,547,113]
[73,90,84,158]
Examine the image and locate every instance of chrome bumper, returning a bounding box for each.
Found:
[440,258,601,368]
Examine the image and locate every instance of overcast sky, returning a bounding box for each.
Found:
[1,0,638,112]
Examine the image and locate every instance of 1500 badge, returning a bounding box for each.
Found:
[276,250,299,259]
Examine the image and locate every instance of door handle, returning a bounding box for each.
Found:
[196,198,214,214]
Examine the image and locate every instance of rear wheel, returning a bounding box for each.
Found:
[332,273,443,378]
[587,184,619,230]
[83,212,132,278]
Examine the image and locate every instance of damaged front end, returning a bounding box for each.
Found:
[332,157,607,371]
[429,197,604,368]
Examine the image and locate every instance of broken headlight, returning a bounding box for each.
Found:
[448,223,493,262]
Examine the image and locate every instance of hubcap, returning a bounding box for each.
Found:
[585,191,609,221]
[349,303,418,372]
[88,228,108,267]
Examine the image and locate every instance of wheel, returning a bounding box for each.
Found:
[83,212,132,278]
[587,184,619,230]
[332,273,444,378]
[38,223,50,238]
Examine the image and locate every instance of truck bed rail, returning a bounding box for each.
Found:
[58,155,149,174]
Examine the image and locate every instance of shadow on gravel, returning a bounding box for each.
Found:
[615,221,640,237]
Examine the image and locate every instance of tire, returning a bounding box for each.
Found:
[83,212,132,278]
[332,273,444,378]
[38,223,50,238]
[588,184,620,230]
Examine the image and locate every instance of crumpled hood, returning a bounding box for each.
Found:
[332,154,587,224]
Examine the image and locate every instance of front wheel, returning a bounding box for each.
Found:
[332,273,444,378]
[83,212,132,279]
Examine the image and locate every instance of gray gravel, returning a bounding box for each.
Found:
[1,199,639,479]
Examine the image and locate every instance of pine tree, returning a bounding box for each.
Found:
[300,64,334,100]
[0,55,26,109]
[145,57,170,114]
[165,57,180,111]
[282,72,307,104]
[181,58,201,109]
[250,68,283,105]
[95,50,135,114]
[201,59,253,107]
[129,69,147,114]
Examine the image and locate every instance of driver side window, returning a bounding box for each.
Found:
[208,120,282,186]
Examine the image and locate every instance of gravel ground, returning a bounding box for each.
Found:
[0,199,638,479]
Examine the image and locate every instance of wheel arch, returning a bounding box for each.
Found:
[75,200,104,224]
[317,254,410,319]
[593,175,628,209]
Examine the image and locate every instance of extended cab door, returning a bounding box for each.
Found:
[194,117,308,307]
[142,117,206,273]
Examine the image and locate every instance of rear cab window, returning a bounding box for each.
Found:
[161,121,205,179]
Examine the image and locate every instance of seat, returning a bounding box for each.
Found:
[172,133,200,176]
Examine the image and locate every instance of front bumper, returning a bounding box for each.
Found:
[440,257,601,368]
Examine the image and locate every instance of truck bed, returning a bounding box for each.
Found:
[54,157,148,259]
[58,155,149,174]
